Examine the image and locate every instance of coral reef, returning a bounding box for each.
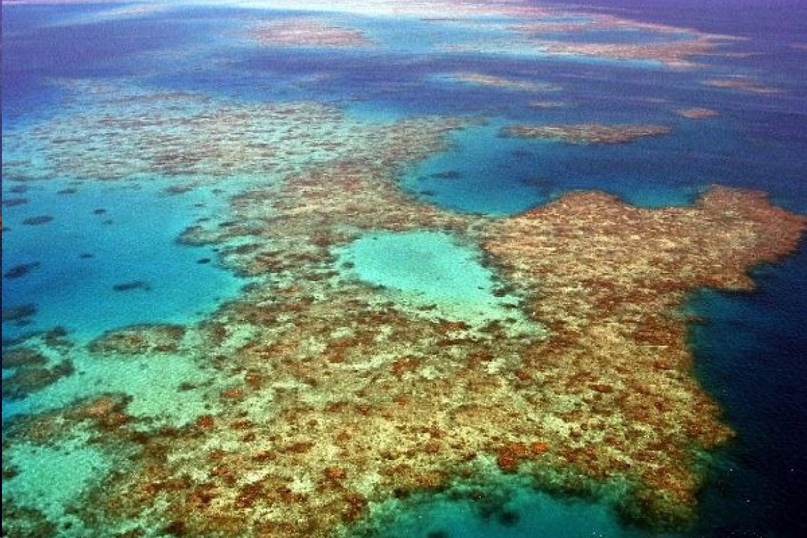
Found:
[4,134,803,537]
[441,72,558,92]
[0,6,802,532]
[2,82,403,182]
[500,123,671,145]
[703,77,781,94]
[510,13,740,68]
[251,18,374,48]
[87,324,187,355]
[676,107,720,119]
[481,186,805,523]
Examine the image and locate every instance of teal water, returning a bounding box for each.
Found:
[356,474,671,538]
[336,230,525,325]
[401,120,706,215]
[402,123,552,215]
[2,177,247,344]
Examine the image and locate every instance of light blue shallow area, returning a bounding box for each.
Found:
[336,230,521,323]
[2,178,246,343]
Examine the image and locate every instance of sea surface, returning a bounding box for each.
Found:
[2,1,806,537]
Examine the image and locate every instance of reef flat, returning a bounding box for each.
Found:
[675,107,720,119]
[251,18,374,48]
[2,81,388,182]
[440,73,559,93]
[500,124,672,145]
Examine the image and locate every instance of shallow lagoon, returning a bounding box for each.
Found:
[337,231,522,324]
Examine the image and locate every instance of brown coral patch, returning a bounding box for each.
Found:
[2,346,47,369]
[87,324,186,355]
[2,360,74,400]
[65,393,133,430]
[703,77,781,95]
[510,13,737,68]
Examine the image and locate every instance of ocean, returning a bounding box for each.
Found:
[2,1,806,537]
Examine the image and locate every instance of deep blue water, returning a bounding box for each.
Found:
[2,2,806,537]
[688,246,807,538]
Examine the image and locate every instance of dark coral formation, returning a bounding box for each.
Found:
[112,280,152,292]
[2,345,76,402]
[2,360,75,401]
[21,215,54,226]
[87,324,187,355]
[3,262,41,279]
[2,304,37,323]
[2,346,48,369]
[2,197,29,207]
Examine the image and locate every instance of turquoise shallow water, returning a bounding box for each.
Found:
[359,477,670,538]
[2,178,247,343]
[337,230,521,323]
